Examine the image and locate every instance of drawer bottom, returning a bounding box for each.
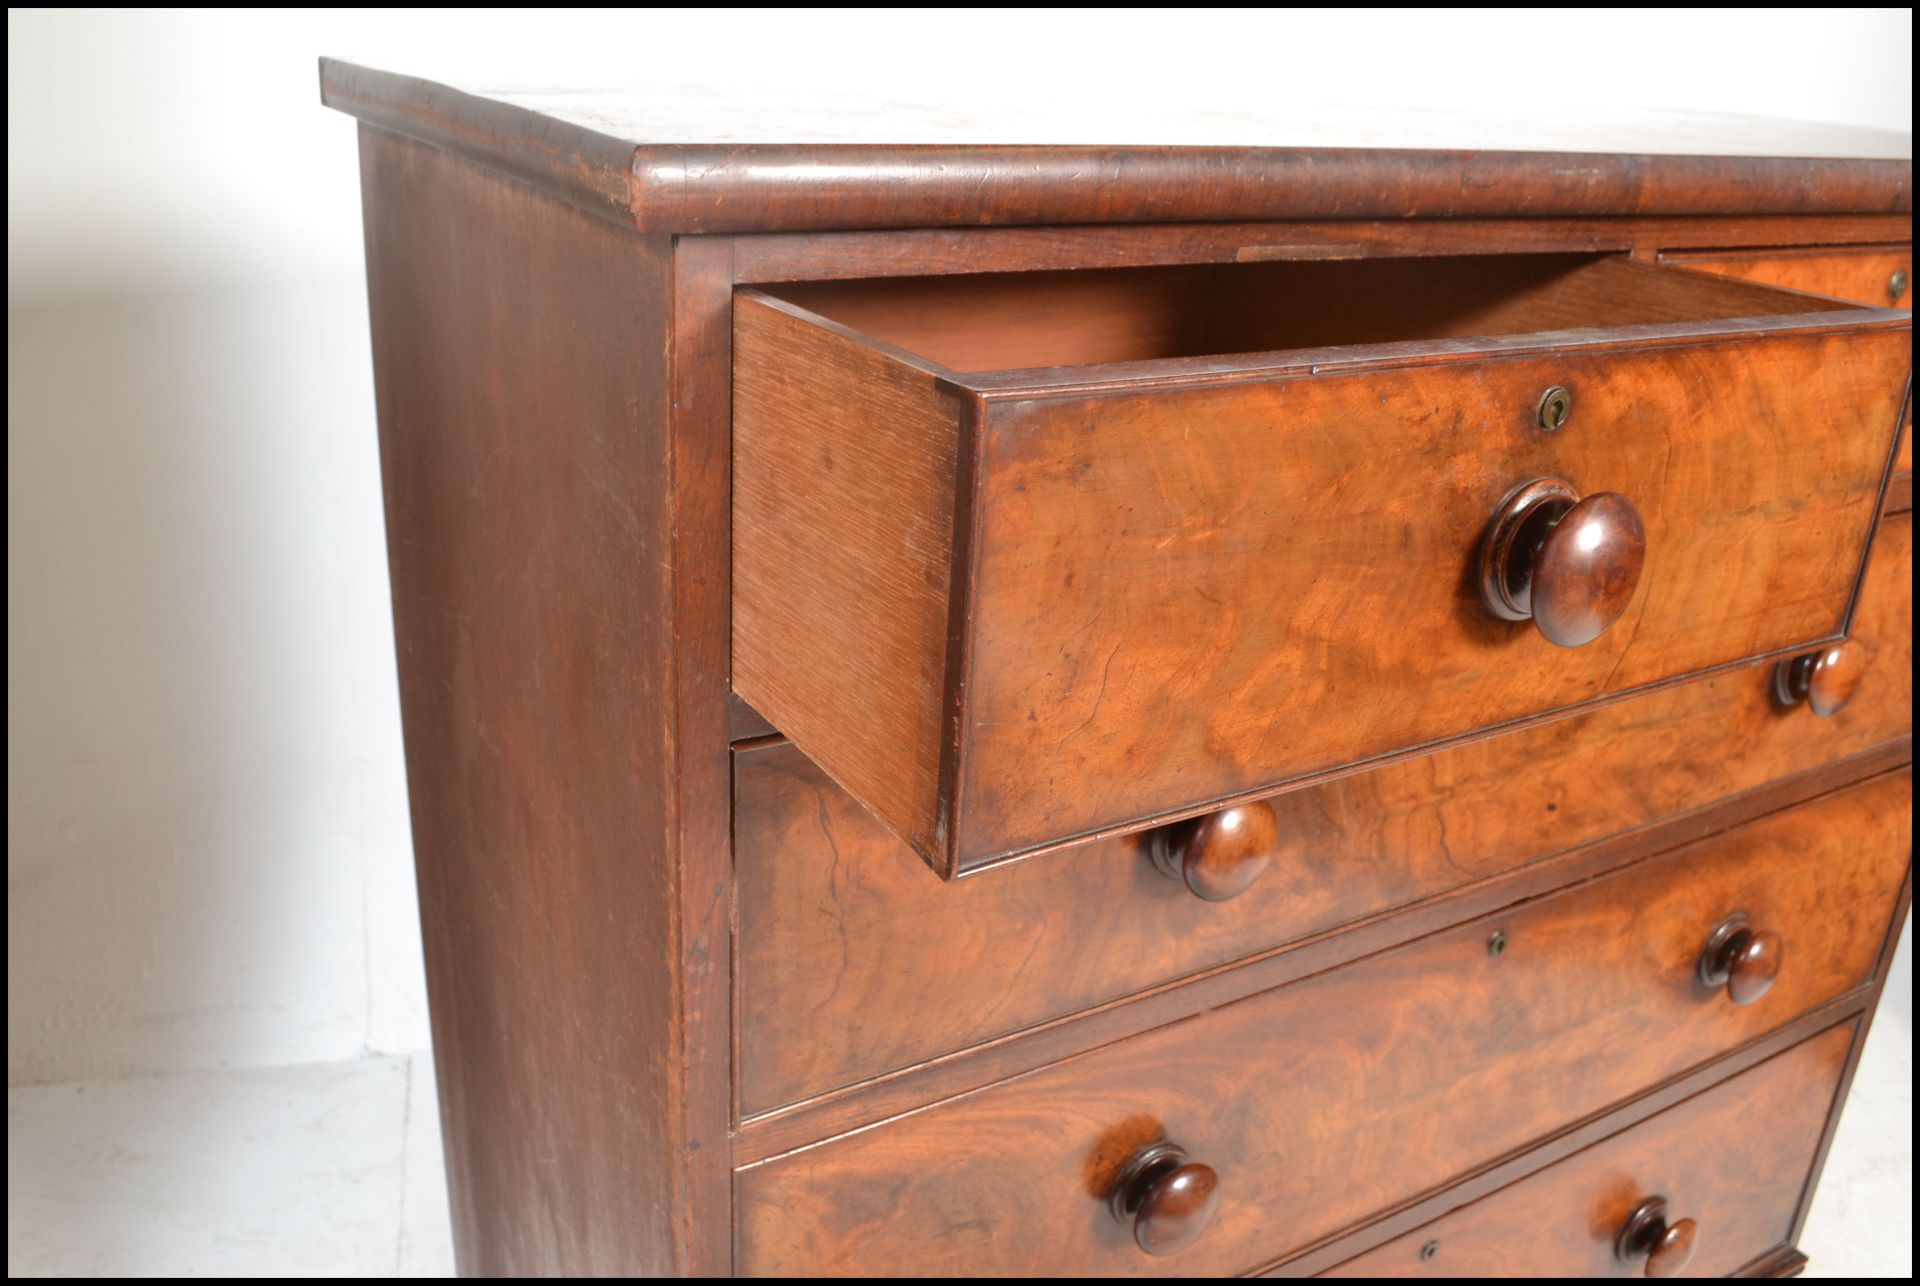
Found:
[1323,1021,1856,1278]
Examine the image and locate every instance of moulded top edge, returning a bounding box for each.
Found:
[319,59,1915,236]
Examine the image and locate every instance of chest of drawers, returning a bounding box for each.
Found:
[324,61,1913,1276]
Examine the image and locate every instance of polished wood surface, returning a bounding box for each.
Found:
[1619,1197,1700,1278]
[739,750,1910,1164]
[1663,242,1915,483]
[1478,480,1647,646]
[356,130,729,1274]
[666,235,751,1275]
[1662,244,1913,310]
[319,60,1912,235]
[963,325,1903,867]
[1699,914,1787,1007]
[1520,491,1648,648]
[1775,644,1868,718]
[735,774,1910,1276]
[1147,801,1281,902]
[738,256,1909,872]
[329,72,1917,1276]
[733,217,1915,284]
[734,517,1912,1114]
[1109,1141,1223,1257]
[1324,1022,1855,1278]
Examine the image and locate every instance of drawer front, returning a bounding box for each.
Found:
[1325,1022,1856,1278]
[735,257,1910,873]
[736,517,1912,1115]
[735,772,1910,1277]
[1663,247,1914,478]
[1661,243,1912,310]
[959,331,1902,865]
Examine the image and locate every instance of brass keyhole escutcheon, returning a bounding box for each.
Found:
[1537,385,1572,432]
[1891,268,1909,304]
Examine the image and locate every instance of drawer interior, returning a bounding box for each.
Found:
[765,253,1848,373]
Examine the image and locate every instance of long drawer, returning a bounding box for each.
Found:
[735,516,1913,1115]
[733,254,1910,874]
[1324,1021,1857,1278]
[735,772,1910,1276]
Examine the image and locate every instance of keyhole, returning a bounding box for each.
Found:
[1537,386,1572,433]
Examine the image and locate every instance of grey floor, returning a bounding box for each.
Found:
[8,922,1911,1277]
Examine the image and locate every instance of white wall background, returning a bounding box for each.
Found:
[7,8,1915,1088]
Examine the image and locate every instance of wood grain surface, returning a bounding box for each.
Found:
[735,771,1911,1276]
[358,127,727,1275]
[1662,244,1913,309]
[319,60,1913,234]
[730,292,967,860]
[327,67,1917,1277]
[729,217,1916,286]
[767,254,1839,372]
[734,518,1912,1114]
[1323,1022,1856,1278]
[738,258,1909,871]
[1662,245,1915,479]
[958,311,1907,868]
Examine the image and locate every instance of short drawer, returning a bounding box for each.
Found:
[1324,1021,1856,1278]
[733,255,1910,874]
[1661,242,1912,310]
[1660,245,1914,479]
[735,772,1910,1276]
[736,516,1913,1115]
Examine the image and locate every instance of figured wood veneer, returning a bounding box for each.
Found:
[324,66,1915,1279]
[736,772,1911,1276]
[1664,244,1916,483]
[1663,244,1913,311]
[735,257,1910,872]
[1324,1023,1857,1278]
[734,518,1913,1115]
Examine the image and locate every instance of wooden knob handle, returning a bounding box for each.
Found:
[1108,1141,1220,1257]
[1616,1197,1698,1278]
[1149,800,1280,901]
[1697,913,1783,1005]
[1479,478,1646,647]
[1774,643,1865,717]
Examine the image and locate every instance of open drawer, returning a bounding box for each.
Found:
[731,254,1911,875]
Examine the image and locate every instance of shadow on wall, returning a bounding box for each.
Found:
[5,275,428,1088]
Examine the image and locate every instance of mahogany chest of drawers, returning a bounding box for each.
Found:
[324,62,1913,1277]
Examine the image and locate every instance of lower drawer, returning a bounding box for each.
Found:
[735,772,1910,1276]
[736,516,1913,1116]
[1324,1021,1857,1278]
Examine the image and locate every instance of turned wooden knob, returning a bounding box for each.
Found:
[1149,800,1280,901]
[1697,913,1783,1005]
[1774,643,1865,716]
[1479,478,1646,647]
[1108,1140,1220,1257]
[1616,1197,1698,1278]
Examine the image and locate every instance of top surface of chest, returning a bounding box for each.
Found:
[318,60,1914,233]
